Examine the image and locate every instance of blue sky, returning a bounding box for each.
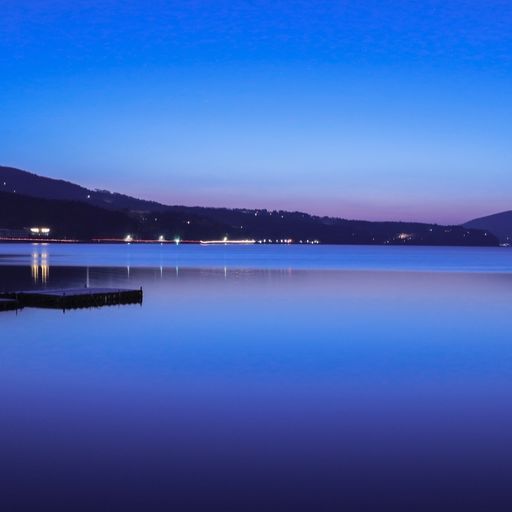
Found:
[1,0,511,223]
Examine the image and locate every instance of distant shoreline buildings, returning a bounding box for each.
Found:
[0,227,51,239]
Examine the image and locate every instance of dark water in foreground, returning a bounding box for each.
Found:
[1,244,512,511]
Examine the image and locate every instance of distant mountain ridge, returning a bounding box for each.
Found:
[464,211,512,244]
[0,165,499,246]
[0,165,166,212]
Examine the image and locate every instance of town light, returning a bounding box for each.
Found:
[30,227,51,236]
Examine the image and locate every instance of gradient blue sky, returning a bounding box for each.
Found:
[1,1,511,223]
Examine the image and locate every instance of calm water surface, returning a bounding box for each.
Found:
[1,244,512,511]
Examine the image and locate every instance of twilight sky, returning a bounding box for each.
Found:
[1,1,511,223]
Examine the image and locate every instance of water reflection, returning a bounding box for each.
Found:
[2,249,512,510]
[2,242,512,273]
[31,247,49,284]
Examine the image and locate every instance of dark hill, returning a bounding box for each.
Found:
[0,191,232,240]
[464,211,512,244]
[0,165,165,212]
[0,165,499,246]
[0,191,138,239]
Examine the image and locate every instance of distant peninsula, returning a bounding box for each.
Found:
[0,165,500,246]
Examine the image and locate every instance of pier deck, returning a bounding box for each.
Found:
[0,298,20,312]
[0,288,143,310]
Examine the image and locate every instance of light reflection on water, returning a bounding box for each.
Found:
[1,242,512,273]
[31,246,49,284]
[1,244,512,510]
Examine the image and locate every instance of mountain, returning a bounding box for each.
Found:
[464,211,512,244]
[0,191,234,241]
[0,190,138,239]
[0,165,165,212]
[0,165,499,246]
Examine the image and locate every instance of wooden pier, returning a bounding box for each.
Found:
[0,288,143,310]
[0,298,20,312]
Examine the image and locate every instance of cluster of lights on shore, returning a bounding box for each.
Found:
[123,234,320,245]
[256,239,319,244]
[124,234,182,244]
[30,227,51,235]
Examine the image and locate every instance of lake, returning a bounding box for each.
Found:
[1,243,512,511]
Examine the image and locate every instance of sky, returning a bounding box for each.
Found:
[1,0,511,224]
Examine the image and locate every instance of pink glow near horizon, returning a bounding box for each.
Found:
[119,186,498,225]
